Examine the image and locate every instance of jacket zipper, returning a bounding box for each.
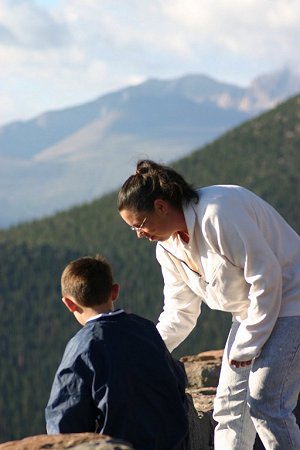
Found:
[159,244,208,284]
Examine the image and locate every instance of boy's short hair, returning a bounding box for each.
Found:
[61,255,113,307]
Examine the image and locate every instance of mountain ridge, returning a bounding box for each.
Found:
[1,67,300,228]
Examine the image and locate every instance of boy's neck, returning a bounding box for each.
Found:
[78,301,114,325]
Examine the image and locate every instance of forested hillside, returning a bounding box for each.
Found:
[0,94,299,442]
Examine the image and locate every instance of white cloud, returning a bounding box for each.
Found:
[0,0,299,124]
[160,0,300,60]
[0,0,69,48]
[0,93,15,125]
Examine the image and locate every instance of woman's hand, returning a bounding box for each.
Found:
[230,359,252,368]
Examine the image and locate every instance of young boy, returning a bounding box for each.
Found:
[45,255,190,450]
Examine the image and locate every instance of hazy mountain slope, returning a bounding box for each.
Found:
[1,68,300,228]
[250,67,300,106]
[0,100,104,158]
[0,93,299,442]
[0,74,249,159]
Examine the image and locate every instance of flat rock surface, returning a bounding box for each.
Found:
[0,433,134,450]
[187,387,217,413]
[181,350,223,390]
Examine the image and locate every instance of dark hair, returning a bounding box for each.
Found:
[117,160,198,213]
[61,255,113,307]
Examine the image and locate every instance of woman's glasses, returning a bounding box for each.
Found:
[130,216,147,232]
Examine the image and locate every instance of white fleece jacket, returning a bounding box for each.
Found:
[156,185,300,361]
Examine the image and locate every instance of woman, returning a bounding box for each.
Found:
[118,159,300,450]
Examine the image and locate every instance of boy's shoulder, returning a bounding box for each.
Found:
[62,311,161,363]
[68,311,155,341]
[89,309,156,330]
[123,312,160,334]
[125,311,154,325]
[93,310,162,344]
[62,321,100,363]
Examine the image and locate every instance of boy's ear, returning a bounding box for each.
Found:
[111,283,120,302]
[62,296,79,313]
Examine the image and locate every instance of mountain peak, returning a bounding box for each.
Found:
[1,68,300,227]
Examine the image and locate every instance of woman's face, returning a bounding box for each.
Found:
[120,199,181,242]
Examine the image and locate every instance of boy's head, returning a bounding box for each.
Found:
[61,255,115,308]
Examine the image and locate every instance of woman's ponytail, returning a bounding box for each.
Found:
[117,159,198,213]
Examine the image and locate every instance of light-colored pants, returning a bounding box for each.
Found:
[213,317,300,450]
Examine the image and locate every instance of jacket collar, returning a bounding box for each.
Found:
[183,199,198,241]
[158,198,198,251]
[86,308,125,323]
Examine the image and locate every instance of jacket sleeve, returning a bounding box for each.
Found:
[45,352,100,434]
[203,199,283,361]
[156,244,202,352]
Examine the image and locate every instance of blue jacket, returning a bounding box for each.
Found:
[45,310,189,450]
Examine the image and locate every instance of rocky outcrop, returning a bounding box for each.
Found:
[0,433,134,450]
[182,350,222,450]
[182,349,222,413]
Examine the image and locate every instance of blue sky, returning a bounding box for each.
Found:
[0,0,300,125]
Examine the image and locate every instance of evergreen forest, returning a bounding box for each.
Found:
[0,94,300,442]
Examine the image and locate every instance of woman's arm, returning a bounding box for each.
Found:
[156,245,202,352]
[203,196,283,362]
